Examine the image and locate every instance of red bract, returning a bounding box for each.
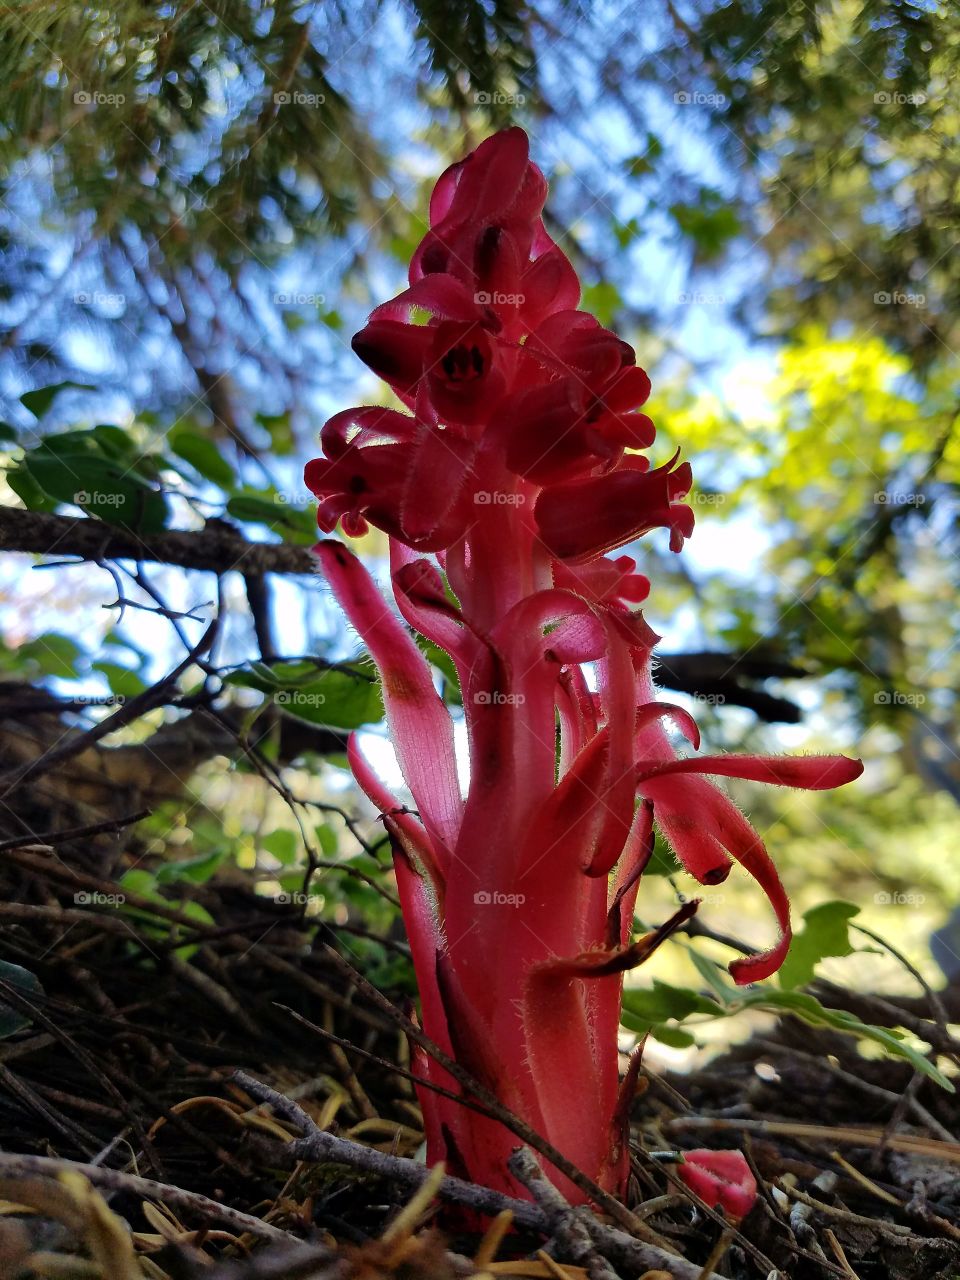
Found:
[676,1149,758,1219]
[306,128,863,1201]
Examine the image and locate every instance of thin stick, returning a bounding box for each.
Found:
[0,1153,292,1244]
[667,1116,960,1163]
[695,1227,734,1280]
[824,1227,860,1279]
[830,1151,901,1206]
[777,1183,913,1237]
[474,1210,514,1268]
[0,811,150,851]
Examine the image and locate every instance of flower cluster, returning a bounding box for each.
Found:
[306,128,862,1201]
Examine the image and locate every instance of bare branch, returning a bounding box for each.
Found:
[0,508,316,576]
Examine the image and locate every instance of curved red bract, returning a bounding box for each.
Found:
[677,1149,758,1219]
[305,127,863,1202]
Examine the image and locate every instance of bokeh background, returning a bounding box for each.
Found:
[1,0,957,1050]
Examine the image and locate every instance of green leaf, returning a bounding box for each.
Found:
[254,412,295,455]
[649,1023,697,1049]
[90,425,136,459]
[155,848,226,884]
[120,868,159,897]
[689,950,739,1004]
[778,900,859,990]
[275,669,383,729]
[23,451,168,533]
[226,658,383,730]
[6,464,59,512]
[92,660,148,699]
[226,491,316,540]
[21,633,83,679]
[118,868,213,959]
[580,281,621,328]
[0,422,18,442]
[669,191,741,261]
[315,823,338,857]
[225,494,286,524]
[169,429,235,487]
[20,381,94,418]
[735,987,954,1092]
[621,980,718,1028]
[262,829,299,865]
[623,134,662,178]
[0,960,44,1039]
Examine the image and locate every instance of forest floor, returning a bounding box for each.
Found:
[1,834,959,1280]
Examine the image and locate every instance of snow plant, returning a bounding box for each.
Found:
[306,128,862,1201]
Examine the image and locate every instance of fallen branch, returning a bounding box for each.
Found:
[507,1148,622,1280]
[0,1153,294,1244]
[235,1072,723,1280]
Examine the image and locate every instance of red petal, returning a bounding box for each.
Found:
[520,246,581,326]
[371,275,490,326]
[535,456,694,561]
[450,126,532,224]
[314,541,463,865]
[635,753,863,790]
[399,422,476,545]
[643,773,792,982]
[677,1149,757,1219]
[522,901,698,1187]
[351,320,428,400]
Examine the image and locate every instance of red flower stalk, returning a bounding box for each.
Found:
[306,128,862,1201]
